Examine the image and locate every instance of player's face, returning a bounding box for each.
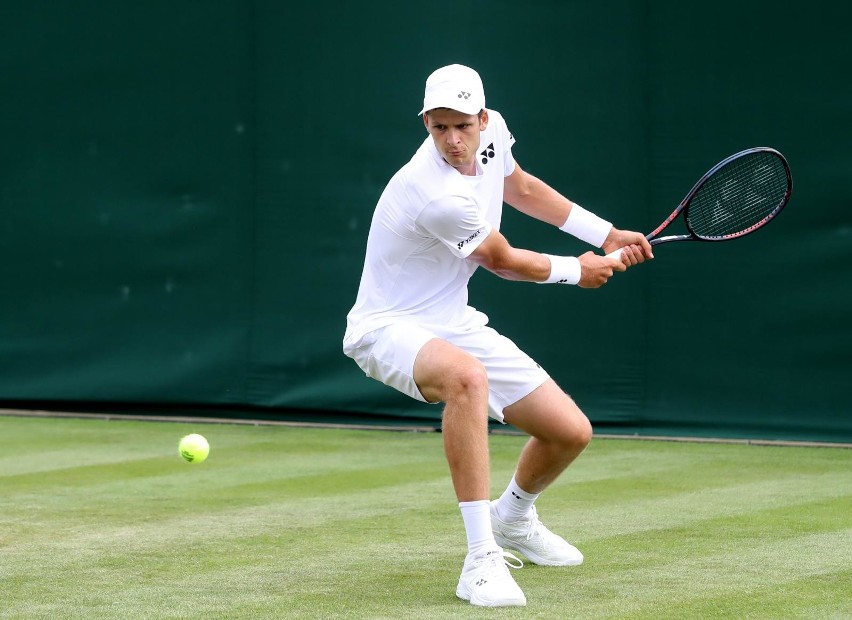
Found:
[423,108,488,176]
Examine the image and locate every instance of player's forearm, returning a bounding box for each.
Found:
[504,172,572,227]
[489,250,587,286]
[483,247,553,282]
[504,167,612,247]
[469,233,552,282]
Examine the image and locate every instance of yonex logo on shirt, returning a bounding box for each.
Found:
[480,142,495,165]
[457,228,485,250]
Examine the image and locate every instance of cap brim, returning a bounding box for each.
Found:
[418,97,483,116]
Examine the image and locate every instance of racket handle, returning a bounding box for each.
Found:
[605,248,624,261]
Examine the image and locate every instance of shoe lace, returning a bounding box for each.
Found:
[480,548,524,574]
[500,550,524,570]
[522,505,554,543]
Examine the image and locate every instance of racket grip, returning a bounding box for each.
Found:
[605,248,624,261]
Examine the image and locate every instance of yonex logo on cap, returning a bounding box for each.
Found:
[418,65,485,116]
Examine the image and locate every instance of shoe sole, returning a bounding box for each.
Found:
[456,584,527,607]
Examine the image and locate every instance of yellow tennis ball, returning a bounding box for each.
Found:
[178,433,209,463]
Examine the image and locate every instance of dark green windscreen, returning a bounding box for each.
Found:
[1,2,849,442]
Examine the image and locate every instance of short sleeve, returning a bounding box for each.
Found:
[417,195,493,258]
[501,119,516,177]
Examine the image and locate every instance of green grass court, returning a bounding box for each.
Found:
[1,414,849,619]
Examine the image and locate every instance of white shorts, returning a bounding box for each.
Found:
[343,321,550,423]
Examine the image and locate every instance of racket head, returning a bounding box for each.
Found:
[682,147,792,242]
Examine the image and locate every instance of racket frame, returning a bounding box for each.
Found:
[648,147,793,247]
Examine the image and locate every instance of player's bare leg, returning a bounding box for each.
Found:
[413,338,526,607]
[413,338,491,501]
[491,379,590,566]
[503,379,592,493]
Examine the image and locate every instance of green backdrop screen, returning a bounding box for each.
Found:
[1,2,849,442]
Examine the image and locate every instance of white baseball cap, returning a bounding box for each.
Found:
[418,64,486,116]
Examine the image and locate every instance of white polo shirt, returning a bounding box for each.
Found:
[343,109,516,350]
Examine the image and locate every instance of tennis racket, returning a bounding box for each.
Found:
[607,147,792,260]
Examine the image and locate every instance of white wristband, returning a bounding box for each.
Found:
[540,254,581,285]
[559,203,612,248]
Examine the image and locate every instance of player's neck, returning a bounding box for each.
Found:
[450,159,478,177]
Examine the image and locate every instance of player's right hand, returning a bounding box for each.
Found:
[577,251,625,288]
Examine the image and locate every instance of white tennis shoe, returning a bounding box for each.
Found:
[455,547,527,607]
[490,502,584,566]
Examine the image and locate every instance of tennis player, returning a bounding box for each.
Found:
[343,64,652,607]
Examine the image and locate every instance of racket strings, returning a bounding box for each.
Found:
[686,152,789,239]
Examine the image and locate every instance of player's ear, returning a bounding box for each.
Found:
[479,109,488,131]
[422,112,430,130]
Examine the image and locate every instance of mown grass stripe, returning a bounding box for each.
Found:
[550,529,852,619]
[1,415,848,620]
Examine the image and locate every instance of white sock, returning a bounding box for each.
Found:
[459,500,496,556]
[495,476,539,523]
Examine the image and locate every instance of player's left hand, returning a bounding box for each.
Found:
[616,244,649,266]
[601,228,654,266]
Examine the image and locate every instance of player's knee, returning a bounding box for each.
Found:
[574,412,593,448]
[555,409,593,451]
[444,359,489,404]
